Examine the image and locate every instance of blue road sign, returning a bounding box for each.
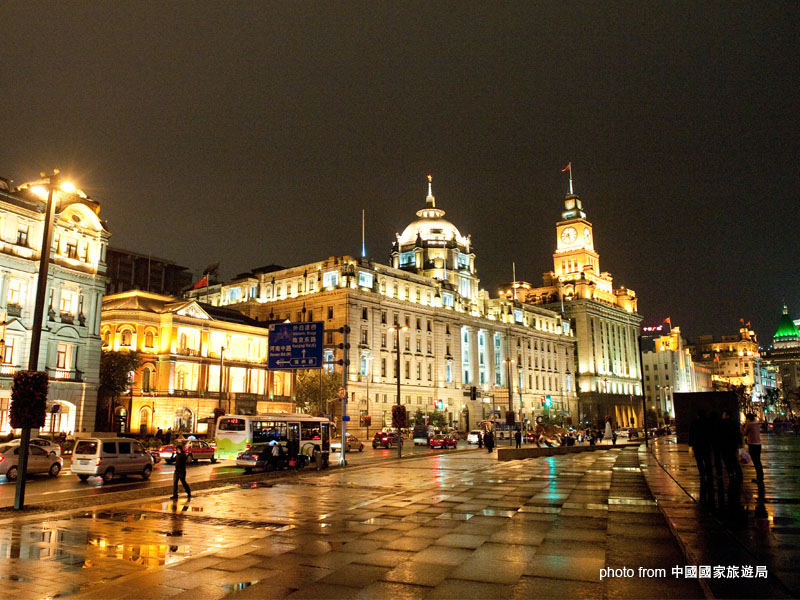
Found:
[268,321,324,369]
[342,415,350,422]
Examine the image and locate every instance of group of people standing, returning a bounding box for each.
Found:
[688,409,763,514]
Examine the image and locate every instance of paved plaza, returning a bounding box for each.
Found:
[645,433,800,599]
[0,445,710,599]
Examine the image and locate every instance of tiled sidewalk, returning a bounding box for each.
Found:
[641,435,798,599]
[1,448,702,599]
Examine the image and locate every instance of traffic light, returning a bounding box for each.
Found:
[540,396,545,407]
[434,399,444,410]
[470,386,477,401]
[544,395,552,408]
[364,415,371,426]
[506,410,516,426]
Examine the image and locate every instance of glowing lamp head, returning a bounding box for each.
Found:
[30,186,48,199]
[60,182,76,193]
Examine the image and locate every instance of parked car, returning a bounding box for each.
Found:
[6,437,62,456]
[236,443,308,472]
[331,433,364,452]
[412,427,430,446]
[429,434,457,449]
[372,431,402,449]
[236,443,270,472]
[466,430,482,445]
[159,439,217,464]
[0,444,63,480]
[71,438,153,483]
[148,449,162,464]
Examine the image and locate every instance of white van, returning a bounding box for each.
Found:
[71,438,153,483]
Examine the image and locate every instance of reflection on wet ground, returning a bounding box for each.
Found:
[0,447,704,599]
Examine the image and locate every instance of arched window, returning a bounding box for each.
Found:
[139,406,151,434]
[176,368,187,390]
[141,366,154,393]
[144,331,155,348]
[121,330,132,347]
[102,330,110,347]
[174,407,193,434]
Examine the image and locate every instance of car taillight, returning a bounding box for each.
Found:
[246,443,251,450]
[95,457,102,466]
[0,456,4,462]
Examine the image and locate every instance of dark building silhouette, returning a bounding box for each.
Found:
[106,248,192,297]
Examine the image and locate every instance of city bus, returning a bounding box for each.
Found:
[214,413,331,461]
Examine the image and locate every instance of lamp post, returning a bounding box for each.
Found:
[503,358,515,444]
[218,346,226,411]
[389,325,408,458]
[637,334,649,448]
[364,351,372,440]
[15,171,65,510]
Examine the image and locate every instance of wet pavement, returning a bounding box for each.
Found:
[642,433,800,599]
[0,447,704,599]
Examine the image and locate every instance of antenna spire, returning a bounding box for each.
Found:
[426,173,435,207]
[361,209,366,258]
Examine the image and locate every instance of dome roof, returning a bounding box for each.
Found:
[774,304,800,342]
[396,176,470,248]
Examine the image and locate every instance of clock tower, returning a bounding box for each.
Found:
[554,194,599,278]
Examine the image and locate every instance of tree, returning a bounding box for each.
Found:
[295,369,342,416]
[97,350,141,431]
[428,410,448,430]
[409,408,426,429]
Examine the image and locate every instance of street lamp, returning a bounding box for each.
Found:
[502,358,515,444]
[15,171,72,510]
[388,325,408,458]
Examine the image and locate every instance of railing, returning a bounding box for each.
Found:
[175,347,201,357]
[48,368,83,382]
[131,388,272,402]
[0,364,17,377]
[6,304,22,318]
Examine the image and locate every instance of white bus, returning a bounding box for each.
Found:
[214,413,331,461]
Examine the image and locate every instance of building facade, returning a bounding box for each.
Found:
[687,325,773,417]
[763,304,800,416]
[0,176,109,435]
[100,290,294,435]
[187,178,577,433]
[518,192,644,428]
[641,325,697,422]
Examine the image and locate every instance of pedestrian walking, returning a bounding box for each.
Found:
[171,445,191,500]
[484,430,495,452]
[478,431,483,449]
[743,413,764,484]
[719,409,743,514]
[514,428,522,449]
[604,418,614,445]
[689,408,714,505]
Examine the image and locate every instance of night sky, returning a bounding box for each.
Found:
[2,3,798,345]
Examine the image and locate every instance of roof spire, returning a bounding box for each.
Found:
[426,173,435,207]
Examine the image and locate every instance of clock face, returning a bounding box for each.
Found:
[560,227,577,244]
[583,228,592,244]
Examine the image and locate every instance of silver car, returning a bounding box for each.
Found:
[6,437,62,456]
[71,438,153,483]
[0,444,63,480]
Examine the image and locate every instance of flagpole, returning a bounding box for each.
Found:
[562,162,574,195]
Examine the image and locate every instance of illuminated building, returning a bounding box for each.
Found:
[640,325,697,422]
[763,303,800,416]
[687,323,776,416]
[100,290,293,434]
[188,177,577,431]
[0,176,109,435]
[519,191,643,428]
